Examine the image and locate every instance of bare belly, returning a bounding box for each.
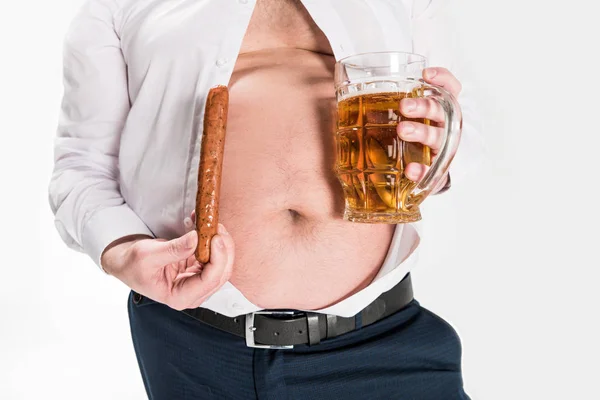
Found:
[219,49,395,310]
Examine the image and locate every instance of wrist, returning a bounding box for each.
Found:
[100,234,153,275]
[433,173,452,195]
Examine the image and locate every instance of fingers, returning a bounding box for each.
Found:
[174,270,200,281]
[404,162,428,182]
[216,224,235,280]
[174,263,203,282]
[398,121,445,151]
[173,251,202,281]
[400,67,462,125]
[188,225,235,308]
[404,163,449,194]
[153,230,198,267]
[423,67,462,98]
[400,97,445,124]
[173,224,235,309]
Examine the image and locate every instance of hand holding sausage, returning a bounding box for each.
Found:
[100,226,234,311]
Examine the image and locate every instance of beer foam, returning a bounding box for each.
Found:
[337,79,424,101]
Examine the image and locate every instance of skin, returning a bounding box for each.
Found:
[101,2,463,312]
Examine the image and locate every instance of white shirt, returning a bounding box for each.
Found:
[49,0,483,317]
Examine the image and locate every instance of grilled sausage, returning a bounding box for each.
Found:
[195,86,229,263]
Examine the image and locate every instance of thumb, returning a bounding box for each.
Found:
[154,230,198,266]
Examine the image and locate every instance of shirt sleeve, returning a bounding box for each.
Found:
[411,0,485,185]
[48,0,154,270]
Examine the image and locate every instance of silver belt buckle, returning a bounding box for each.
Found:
[245,311,297,349]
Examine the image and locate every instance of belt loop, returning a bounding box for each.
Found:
[326,314,337,338]
[354,311,363,329]
[306,313,321,345]
[132,292,143,304]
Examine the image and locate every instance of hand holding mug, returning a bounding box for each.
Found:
[398,67,463,193]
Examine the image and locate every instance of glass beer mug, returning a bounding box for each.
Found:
[334,52,462,223]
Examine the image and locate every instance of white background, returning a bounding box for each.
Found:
[1,0,599,399]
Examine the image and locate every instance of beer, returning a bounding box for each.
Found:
[335,91,431,223]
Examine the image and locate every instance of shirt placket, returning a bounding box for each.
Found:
[182,0,256,234]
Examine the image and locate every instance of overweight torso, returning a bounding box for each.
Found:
[219,1,395,309]
[115,0,416,311]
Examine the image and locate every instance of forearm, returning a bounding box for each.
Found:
[49,0,154,268]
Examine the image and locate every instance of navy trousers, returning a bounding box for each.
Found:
[128,292,470,400]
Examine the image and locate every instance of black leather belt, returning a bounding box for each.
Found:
[181,274,413,349]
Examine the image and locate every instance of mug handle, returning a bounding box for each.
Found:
[409,84,463,204]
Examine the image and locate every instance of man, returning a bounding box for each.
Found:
[49,0,481,398]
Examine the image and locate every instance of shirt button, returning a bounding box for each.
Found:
[238,0,248,4]
[232,303,244,311]
[216,58,228,67]
[183,217,194,229]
